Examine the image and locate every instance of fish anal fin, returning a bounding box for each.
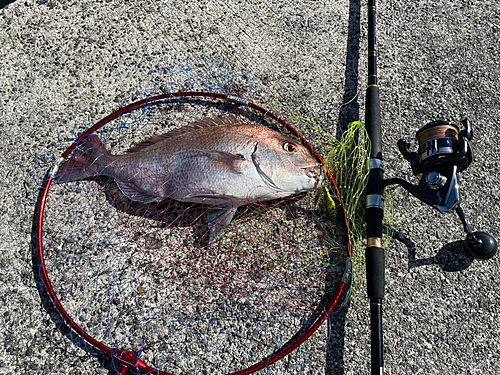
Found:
[207,204,238,243]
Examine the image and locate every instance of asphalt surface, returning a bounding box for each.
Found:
[0,0,499,374]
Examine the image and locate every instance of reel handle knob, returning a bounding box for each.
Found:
[465,231,498,260]
[457,206,497,260]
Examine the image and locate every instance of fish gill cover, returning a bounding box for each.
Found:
[32,56,391,374]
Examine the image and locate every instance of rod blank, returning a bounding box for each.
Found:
[365,0,385,374]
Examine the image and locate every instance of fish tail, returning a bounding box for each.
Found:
[55,134,113,182]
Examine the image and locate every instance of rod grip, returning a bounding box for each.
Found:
[366,85,382,159]
[366,244,385,300]
[365,118,384,301]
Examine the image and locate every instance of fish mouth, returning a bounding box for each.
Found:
[303,164,323,183]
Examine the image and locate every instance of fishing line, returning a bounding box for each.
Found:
[33,57,372,375]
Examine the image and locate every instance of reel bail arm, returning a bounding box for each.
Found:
[384,119,497,259]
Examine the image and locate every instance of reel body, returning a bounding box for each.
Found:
[384,119,497,260]
[394,119,472,212]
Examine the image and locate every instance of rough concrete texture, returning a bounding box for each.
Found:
[0,0,499,374]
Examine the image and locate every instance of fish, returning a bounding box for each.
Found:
[55,116,322,242]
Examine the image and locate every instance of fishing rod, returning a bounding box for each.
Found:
[364,0,384,373]
[364,0,497,374]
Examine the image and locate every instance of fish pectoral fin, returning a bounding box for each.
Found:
[115,179,160,203]
[203,150,245,174]
[207,204,238,243]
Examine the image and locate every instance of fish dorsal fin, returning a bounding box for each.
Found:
[126,116,239,153]
[191,115,238,127]
[127,134,173,153]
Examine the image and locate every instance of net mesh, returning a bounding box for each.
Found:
[33,56,383,374]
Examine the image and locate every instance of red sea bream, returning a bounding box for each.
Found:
[56,117,322,242]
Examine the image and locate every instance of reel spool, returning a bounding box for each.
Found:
[384,119,497,260]
[417,121,463,170]
[399,119,473,175]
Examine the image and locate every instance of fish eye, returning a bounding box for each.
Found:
[283,142,297,154]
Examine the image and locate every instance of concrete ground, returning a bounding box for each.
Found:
[0,0,499,374]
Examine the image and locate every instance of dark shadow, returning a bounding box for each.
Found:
[326,0,361,374]
[326,307,349,374]
[1,1,17,10]
[394,231,473,272]
[336,0,361,139]
[97,176,312,248]
[98,177,213,246]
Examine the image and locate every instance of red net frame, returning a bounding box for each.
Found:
[36,91,353,375]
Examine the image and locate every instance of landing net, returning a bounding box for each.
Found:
[33,57,376,374]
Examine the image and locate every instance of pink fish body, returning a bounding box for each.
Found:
[56,117,322,242]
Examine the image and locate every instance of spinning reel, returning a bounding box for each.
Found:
[384,119,497,260]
